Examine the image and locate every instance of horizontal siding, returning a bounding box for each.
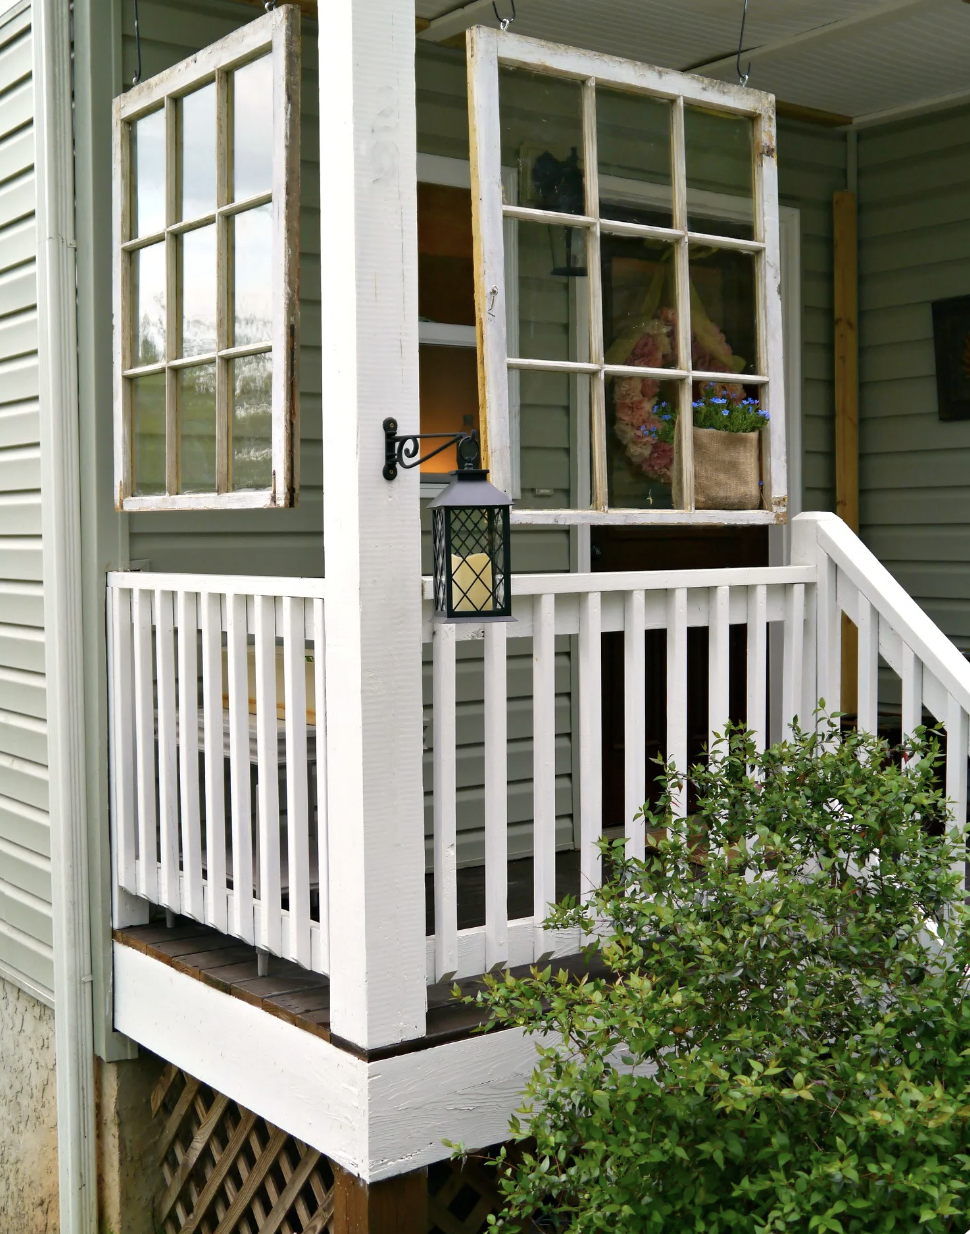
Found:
[0,6,51,999]
[858,101,970,651]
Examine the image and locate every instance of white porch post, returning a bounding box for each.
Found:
[319,1,427,1046]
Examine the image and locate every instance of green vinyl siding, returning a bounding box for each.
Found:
[858,103,970,650]
[0,2,53,1002]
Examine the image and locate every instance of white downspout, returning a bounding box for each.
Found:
[33,0,99,1229]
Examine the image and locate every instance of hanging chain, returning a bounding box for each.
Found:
[492,0,515,32]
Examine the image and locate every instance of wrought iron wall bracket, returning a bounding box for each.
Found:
[383,417,481,481]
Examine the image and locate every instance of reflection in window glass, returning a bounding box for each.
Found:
[132,372,167,495]
[181,84,217,221]
[601,232,678,369]
[516,218,589,362]
[233,205,273,345]
[500,67,585,215]
[513,368,592,510]
[233,55,273,201]
[133,242,166,365]
[417,183,475,327]
[133,109,166,238]
[231,353,272,489]
[419,346,479,473]
[179,364,217,492]
[181,226,217,357]
[688,244,758,378]
[597,89,672,226]
[684,106,754,239]
[607,377,680,510]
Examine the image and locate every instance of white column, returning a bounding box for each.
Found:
[319,1,427,1047]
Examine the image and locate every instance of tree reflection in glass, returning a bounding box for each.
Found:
[231,353,272,490]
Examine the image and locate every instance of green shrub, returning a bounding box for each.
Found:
[467,719,970,1232]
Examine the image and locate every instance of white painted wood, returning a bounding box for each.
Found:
[109,570,327,601]
[708,586,731,758]
[484,621,509,969]
[433,621,458,982]
[226,592,254,944]
[578,592,602,898]
[255,594,281,956]
[200,591,228,933]
[624,590,646,861]
[781,583,806,738]
[108,587,136,896]
[131,587,157,901]
[667,588,688,817]
[155,590,180,912]
[901,643,923,744]
[746,584,768,754]
[533,592,557,952]
[946,694,968,894]
[282,596,310,969]
[511,509,781,527]
[856,593,879,736]
[176,590,203,922]
[312,597,329,973]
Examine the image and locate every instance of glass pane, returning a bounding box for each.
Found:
[233,54,273,202]
[500,67,585,215]
[133,242,166,366]
[688,244,758,378]
[515,219,590,363]
[601,234,678,369]
[132,109,166,238]
[419,346,479,474]
[418,183,474,326]
[231,353,272,490]
[684,106,754,240]
[607,377,681,510]
[597,89,672,227]
[181,225,216,357]
[514,369,592,510]
[181,84,216,221]
[233,205,273,346]
[179,364,217,493]
[132,372,167,496]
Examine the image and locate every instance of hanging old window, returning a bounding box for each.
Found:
[112,7,301,511]
[467,27,787,524]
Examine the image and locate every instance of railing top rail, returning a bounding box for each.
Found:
[107,570,328,601]
[421,564,815,602]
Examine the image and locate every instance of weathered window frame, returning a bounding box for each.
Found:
[467,26,788,526]
[112,7,301,511]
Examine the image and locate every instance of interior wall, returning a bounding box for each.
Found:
[858,102,970,650]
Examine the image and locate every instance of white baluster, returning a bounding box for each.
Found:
[624,590,646,862]
[200,592,227,932]
[177,591,203,922]
[312,597,329,972]
[109,587,137,896]
[666,588,688,818]
[782,583,806,738]
[579,592,603,900]
[946,694,968,896]
[708,585,731,760]
[433,620,458,982]
[484,621,509,970]
[856,593,879,736]
[746,583,768,755]
[901,643,923,747]
[533,592,558,956]
[255,594,281,956]
[226,593,253,943]
[282,596,310,968]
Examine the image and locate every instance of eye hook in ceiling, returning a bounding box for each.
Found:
[131,0,142,86]
[492,0,516,32]
[736,0,751,86]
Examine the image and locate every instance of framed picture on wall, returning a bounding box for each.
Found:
[932,294,970,421]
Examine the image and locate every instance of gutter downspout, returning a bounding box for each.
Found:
[33,0,99,1229]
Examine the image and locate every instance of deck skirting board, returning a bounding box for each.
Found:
[113,941,539,1181]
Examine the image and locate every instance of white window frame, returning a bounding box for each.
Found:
[467,26,788,526]
[112,7,301,512]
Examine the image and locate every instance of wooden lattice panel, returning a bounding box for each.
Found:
[428,1157,503,1234]
[151,1065,335,1234]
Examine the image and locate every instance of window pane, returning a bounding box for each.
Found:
[684,106,754,240]
[181,225,216,357]
[597,89,672,227]
[515,218,590,363]
[500,67,585,216]
[179,364,217,492]
[418,183,474,326]
[132,109,166,238]
[231,353,272,490]
[133,242,166,365]
[181,84,216,221]
[688,244,758,378]
[514,368,592,510]
[607,377,681,510]
[419,345,479,474]
[233,205,273,346]
[233,54,273,202]
[601,234,678,369]
[132,373,167,495]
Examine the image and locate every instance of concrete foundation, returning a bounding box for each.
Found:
[96,1049,167,1234]
[0,975,59,1233]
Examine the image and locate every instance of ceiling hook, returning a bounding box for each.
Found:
[264,0,277,9]
[492,0,516,32]
[736,0,751,86]
[131,0,142,86]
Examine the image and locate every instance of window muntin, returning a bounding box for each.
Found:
[113,8,300,511]
[468,27,787,524]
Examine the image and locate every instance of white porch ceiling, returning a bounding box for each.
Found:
[417,0,970,125]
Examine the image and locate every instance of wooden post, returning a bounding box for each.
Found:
[332,1165,428,1234]
[834,189,859,715]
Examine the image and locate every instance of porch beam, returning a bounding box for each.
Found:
[319,0,428,1047]
[332,1164,428,1234]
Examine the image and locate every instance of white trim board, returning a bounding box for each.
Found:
[113,941,540,1181]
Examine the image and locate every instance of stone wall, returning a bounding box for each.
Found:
[0,975,59,1233]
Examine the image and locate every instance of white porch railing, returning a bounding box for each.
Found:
[106,573,330,973]
[105,513,970,991]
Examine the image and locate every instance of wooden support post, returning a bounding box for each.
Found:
[332,1165,428,1234]
[834,189,859,716]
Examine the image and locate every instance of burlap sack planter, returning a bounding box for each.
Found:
[674,426,762,511]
